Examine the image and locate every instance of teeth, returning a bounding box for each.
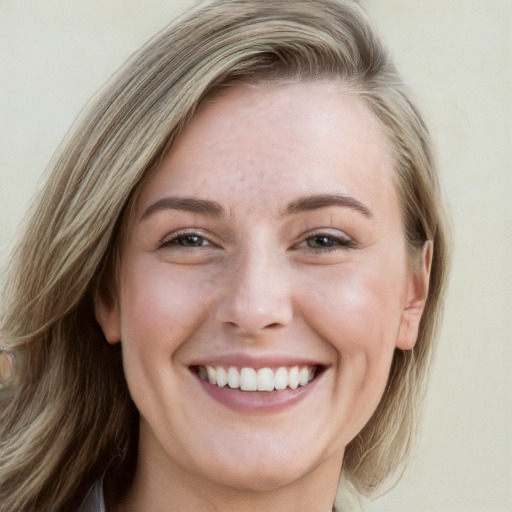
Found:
[227,366,240,389]
[257,368,274,391]
[288,366,299,389]
[240,367,257,391]
[274,367,288,390]
[216,366,228,387]
[206,366,216,384]
[196,365,317,392]
[299,366,310,386]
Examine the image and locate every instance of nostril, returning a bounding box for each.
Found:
[265,322,284,329]
[222,319,287,333]
[216,293,294,333]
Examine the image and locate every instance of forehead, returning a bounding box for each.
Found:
[134,81,396,222]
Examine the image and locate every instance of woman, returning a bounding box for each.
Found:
[0,1,450,510]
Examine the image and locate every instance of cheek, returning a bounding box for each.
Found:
[298,265,405,439]
[117,261,224,434]
[117,262,216,375]
[302,264,404,358]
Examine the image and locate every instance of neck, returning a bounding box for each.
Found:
[119,473,340,512]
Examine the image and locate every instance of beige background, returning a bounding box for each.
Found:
[1,1,511,510]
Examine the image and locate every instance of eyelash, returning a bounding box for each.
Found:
[158,231,215,249]
[297,231,356,252]
[158,230,355,252]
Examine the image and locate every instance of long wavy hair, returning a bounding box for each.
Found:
[0,1,450,510]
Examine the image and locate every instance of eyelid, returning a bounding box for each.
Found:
[294,228,356,250]
[157,228,219,250]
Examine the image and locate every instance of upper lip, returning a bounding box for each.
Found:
[188,353,326,370]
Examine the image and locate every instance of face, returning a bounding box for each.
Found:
[97,81,429,495]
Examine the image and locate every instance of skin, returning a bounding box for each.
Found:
[96,81,431,512]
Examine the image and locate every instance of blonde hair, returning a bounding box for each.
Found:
[0,1,450,510]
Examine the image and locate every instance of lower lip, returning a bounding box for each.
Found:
[194,373,320,414]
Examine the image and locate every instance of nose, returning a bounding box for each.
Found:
[215,248,293,335]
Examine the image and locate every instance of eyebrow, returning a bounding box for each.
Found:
[140,197,225,220]
[140,192,372,221]
[286,194,372,217]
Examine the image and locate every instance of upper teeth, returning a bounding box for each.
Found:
[197,365,316,392]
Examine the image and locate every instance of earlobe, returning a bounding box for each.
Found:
[396,241,433,351]
[94,292,122,345]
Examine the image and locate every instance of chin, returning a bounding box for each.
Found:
[192,440,336,494]
[204,462,311,493]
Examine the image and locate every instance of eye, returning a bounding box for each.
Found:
[298,231,356,251]
[159,231,214,249]
[306,235,344,249]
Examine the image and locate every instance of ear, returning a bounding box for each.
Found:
[396,241,433,351]
[94,289,121,345]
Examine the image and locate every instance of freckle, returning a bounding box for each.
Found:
[234,172,246,184]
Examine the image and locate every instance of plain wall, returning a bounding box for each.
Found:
[1,1,511,511]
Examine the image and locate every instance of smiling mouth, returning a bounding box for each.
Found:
[191,365,321,392]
